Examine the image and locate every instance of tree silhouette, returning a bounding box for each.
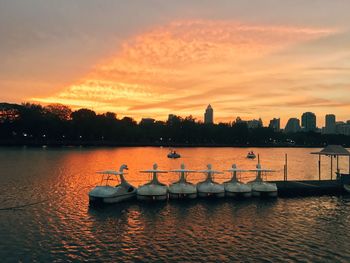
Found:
[0,102,349,146]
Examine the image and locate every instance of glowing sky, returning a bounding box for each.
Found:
[1,0,350,126]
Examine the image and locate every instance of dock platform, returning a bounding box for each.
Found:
[268,145,350,197]
[269,180,347,197]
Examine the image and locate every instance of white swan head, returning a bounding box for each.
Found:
[153,163,158,170]
[119,164,128,172]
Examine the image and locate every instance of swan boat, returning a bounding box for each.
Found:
[88,164,137,205]
[137,164,168,201]
[197,164,225,198]
[168,164,197,199]
[224,164,252,198]
[248,164,277,197]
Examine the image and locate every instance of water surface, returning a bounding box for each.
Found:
[0,147,350,262]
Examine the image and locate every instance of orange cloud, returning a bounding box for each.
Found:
[32,20,340,124]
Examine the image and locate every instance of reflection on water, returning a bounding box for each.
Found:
[0,147,350,262]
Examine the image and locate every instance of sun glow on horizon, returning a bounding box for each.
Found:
[32,20,349,125]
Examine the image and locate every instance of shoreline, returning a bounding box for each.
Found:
[0,140,347,148]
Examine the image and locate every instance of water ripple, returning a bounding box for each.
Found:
[1,148,350,262]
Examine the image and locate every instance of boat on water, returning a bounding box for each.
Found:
[168,150,181,159]
[88,164,137,205]
[197,164,225,198]
[248,164,277,197]
[224,164,252,198]
[246,151,256,159]
[137,163,168,201]
[168,164,197,199]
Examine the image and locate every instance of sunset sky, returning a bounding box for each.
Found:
[1,0,350,126]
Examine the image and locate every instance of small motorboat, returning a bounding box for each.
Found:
[167,150,181,159]
[168,164,197,199]
[196,164,225,198]
[246,151,256,159]
[137,163,168,201]
[88,164,137,205]
[224,164,252,198]
[247,164,277,197]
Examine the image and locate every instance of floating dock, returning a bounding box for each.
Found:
[269,179,345,197]
[268,145,350,197]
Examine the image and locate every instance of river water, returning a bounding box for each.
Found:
[0,147,350,262]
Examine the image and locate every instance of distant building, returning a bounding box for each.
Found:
[235,117,244,124]
[324,114,336,134]
[204,105,213,124]
[336,121,350,136]
[284,118,301,133]
[247,118,263,129]
[140,118,155,125]
[301,112,317,132]
[269,118,280,132]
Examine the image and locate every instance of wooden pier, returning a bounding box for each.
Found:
[269,145,350,197]
[269,179,344,197]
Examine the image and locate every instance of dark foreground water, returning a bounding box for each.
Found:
[1,147,350,262]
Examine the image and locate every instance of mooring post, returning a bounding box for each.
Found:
[336,155,339,177]
[330,156,333,180]
[318,154,321,181]
[282,164,284,180]
[285,153,288,181]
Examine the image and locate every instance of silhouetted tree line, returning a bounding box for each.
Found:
[0,102,349,146]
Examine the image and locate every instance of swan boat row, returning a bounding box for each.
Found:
[88,163,277,205]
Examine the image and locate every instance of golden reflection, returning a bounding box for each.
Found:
[47,146,350,246]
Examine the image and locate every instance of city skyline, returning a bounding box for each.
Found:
[1,1,350,125]
[2,100,350,135]
[172,104,350,134]
[134,104,348,129]
[3,100,349,130]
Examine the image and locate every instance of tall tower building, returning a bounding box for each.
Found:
[301,112,317,132]
[284,118,301,133]
[269,118,280,132]
[325,114,336,134]
[204,104,213,124]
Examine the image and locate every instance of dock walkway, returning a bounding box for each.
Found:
[270,180,344,197]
